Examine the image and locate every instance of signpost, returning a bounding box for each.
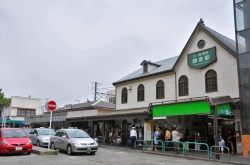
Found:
[45,100,57,149]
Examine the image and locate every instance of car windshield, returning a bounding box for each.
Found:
[67,130,90,138]
[38,129,55,135]
[3,130,28,138]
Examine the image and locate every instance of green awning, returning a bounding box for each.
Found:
[152,100,211,117]
[217,104,232,116]
[0,120,24,124]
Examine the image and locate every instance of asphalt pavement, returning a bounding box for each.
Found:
[0,147,233,165]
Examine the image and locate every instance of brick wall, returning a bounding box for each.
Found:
[242,135,250,156]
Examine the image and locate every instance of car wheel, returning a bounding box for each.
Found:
[67,145,73,155]
[36,141,40,147]
[51,142,56,150]
[27,152,31,155]
[90,152,96,155]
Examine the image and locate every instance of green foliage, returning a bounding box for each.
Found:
[0,88,11,112]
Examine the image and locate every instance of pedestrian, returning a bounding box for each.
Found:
[227,129,235,154]
[218,129,225,154]
[172,127,181,154]
[153,127,159,151]
[178,129,184,149]
[184,129,190,151]
[165,128,171,151]
[109,127,114,145]
[130,127,137,149]
[193,129,200,151]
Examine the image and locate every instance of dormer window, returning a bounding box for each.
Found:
[143,63,148,73]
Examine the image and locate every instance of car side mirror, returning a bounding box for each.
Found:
[62,135,66,138]
[34,134,37,136]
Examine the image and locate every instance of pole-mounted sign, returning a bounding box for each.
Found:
[45,100,57,149]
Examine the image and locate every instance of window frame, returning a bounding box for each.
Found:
[178,75,189,96]
[121,87,128,104]
[156,80,165,99]
[205,69,218,93]
[143,63,148,73]
[137,84,145,102]
[17,108,35,117]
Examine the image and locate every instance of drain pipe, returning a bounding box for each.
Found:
[175,71,177,102]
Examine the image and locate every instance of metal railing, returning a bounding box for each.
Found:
[135,140,146,150]
[143,140,164,153]
[248,150,250,163]
[184,142,210,159]
[163,140,185,155]
[210,146,230,161]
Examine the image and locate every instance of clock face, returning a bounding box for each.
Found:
[197,40,205,49]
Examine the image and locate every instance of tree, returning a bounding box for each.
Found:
[0,89,11,114]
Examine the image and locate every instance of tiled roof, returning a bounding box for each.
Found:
[113,56,178,85]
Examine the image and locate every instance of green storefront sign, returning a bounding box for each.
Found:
[152,100,211,117]
[217,104,232,116]
[188,47,217,69]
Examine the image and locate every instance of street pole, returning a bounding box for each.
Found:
[214,105,220,159]
[48,110,52,149]
[94,82,97,101]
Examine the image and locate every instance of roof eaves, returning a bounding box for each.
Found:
[112,69,174,86]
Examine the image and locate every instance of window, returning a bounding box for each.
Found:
[205,70,218,92]
[137,84,145,101]
[156,80,164,99]
[179,75,188,96]
[55,131,62,137]
[17,109,35,117]
[143,63,148,73]
[121,88,128,104]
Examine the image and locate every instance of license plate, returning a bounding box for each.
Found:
[15,147,22,151]
[86,147,91,151]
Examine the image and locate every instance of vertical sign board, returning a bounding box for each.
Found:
[45,100,57,149]
[188,47,217,69]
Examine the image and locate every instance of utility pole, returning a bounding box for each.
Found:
[92,82,101,101]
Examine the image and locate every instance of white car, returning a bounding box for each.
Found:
[50,129,98,155]
[29,128,55,147]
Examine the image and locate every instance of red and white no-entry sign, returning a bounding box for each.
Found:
[45,100,57,111]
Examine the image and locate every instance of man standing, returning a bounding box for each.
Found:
[172,127,181,154]
[165,128,171,151]
[130,127,137,149]
[194,129,199,151]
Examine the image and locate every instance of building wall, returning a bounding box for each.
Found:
[115,29,239,111]
[3,96,42,121]
[175,30,239,99]
[115,73,175,110]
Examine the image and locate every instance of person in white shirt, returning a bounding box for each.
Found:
[172,127,181,154]
[130,127,137,149]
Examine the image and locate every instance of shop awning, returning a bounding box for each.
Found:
[152,100,211,117]
[0,120,24,124]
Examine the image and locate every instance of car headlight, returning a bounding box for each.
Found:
[72,140,80,146]
[94,140,98,145]
[2,140,9,146]
[28,139,32,144]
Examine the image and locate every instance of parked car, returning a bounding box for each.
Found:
[50,129,98,155]
[0,128,32,155]
[29,128,55,147]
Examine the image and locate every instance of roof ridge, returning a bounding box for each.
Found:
[204,26,235,42]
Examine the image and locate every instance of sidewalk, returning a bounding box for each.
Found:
[99,143,249,165]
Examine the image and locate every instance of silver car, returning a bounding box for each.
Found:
[29,128,55,147]
[50,129,98,155]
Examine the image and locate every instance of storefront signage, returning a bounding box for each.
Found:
[217,104,232,116]
[188,47,216,69]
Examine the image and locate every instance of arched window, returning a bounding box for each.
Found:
[137,84,145,101]
[121,88,128,104]
[156,80,164,99]
[143,63,148,73]
[205,70,218,92]
[179,75,188,96]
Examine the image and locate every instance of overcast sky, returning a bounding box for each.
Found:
[0,0,235,108]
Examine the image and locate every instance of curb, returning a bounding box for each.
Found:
[99,145,248,165]
[31,147,58,155]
